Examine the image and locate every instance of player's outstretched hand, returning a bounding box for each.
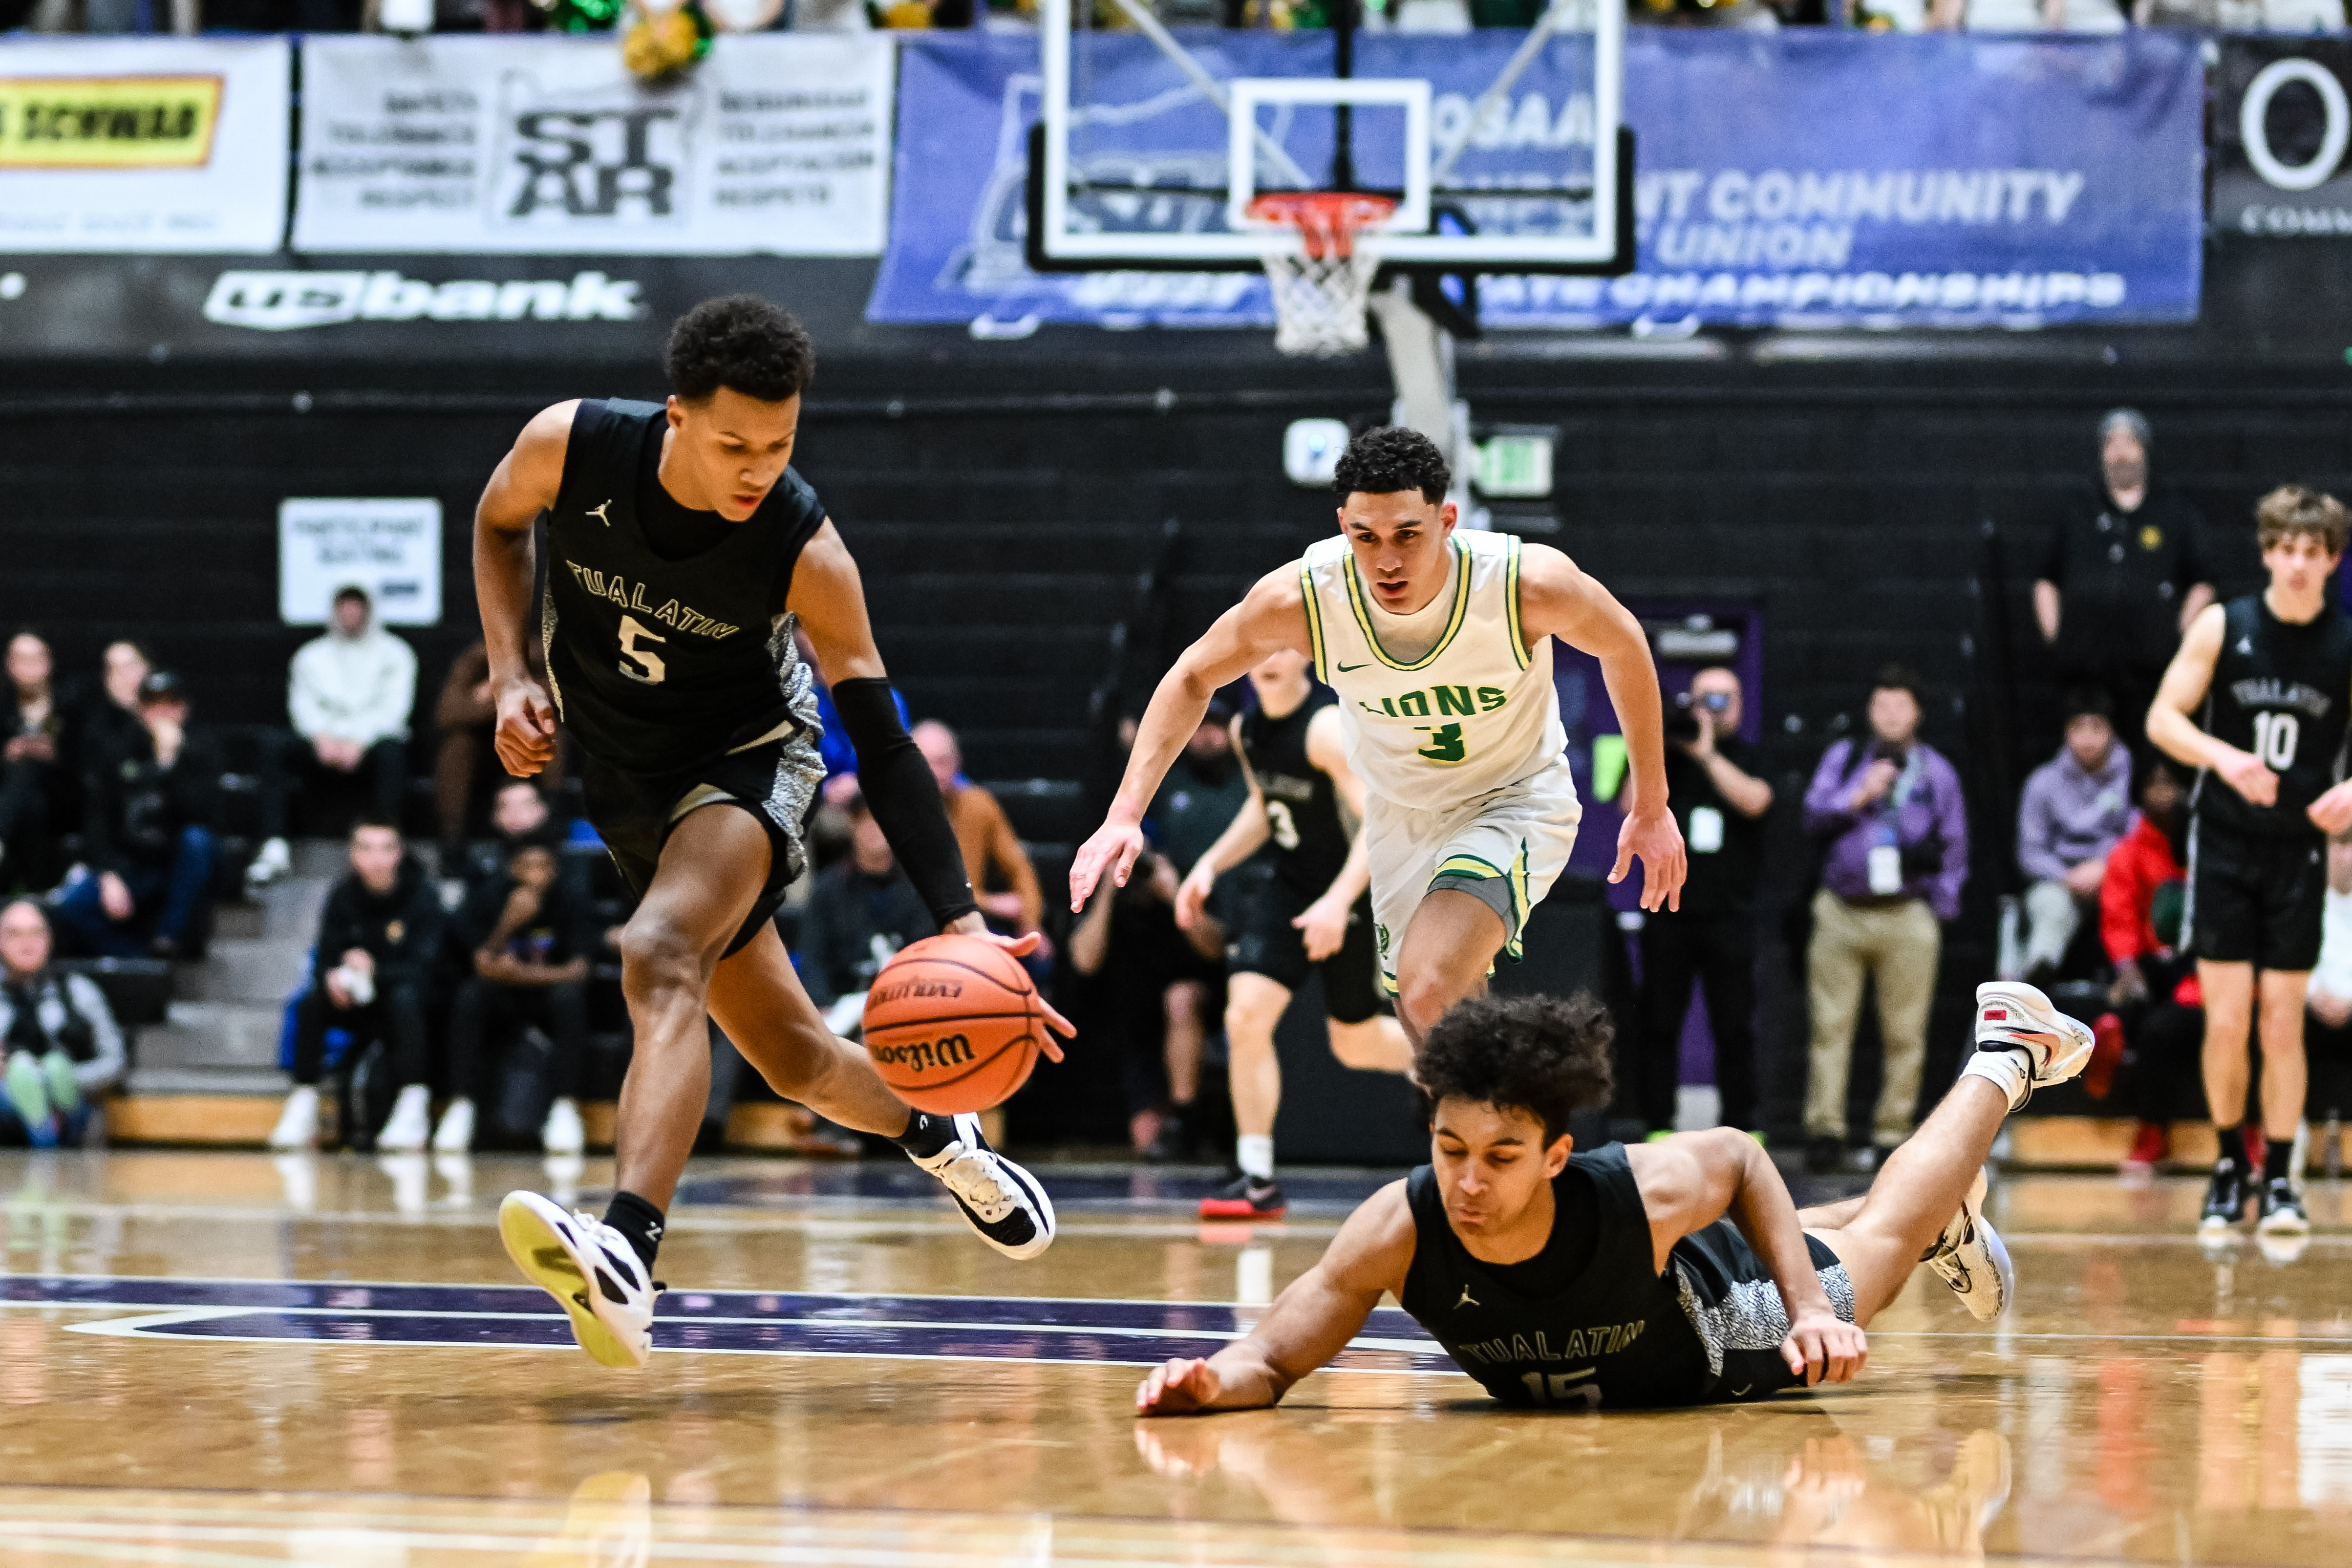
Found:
[1292,893,1351,962]
[1070,819,1149,911]
[1610,806,1688,913]
[1174,861,1216,932]
[2311,779,2352,835]
[1780,1309,1867,1386]
[492,676,558,778]
[2218,747,2280,808]
[1136,1355,1223,1416]
[942,918,1074,1062]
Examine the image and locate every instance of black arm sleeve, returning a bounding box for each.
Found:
[830,677,979,928]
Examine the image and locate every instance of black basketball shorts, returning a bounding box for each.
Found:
[582,727,827,958]
[1225,877,1385,1026]
[1671,1222,1856,1404]
[2186,817,2328,971]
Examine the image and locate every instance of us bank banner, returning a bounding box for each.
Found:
[0,38,290,253]
[868,32,2202,332]
[2215,36,2352,238]
[294,35,894,255]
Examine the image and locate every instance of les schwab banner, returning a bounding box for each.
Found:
[0,38,289,253]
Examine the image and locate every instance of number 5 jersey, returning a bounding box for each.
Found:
[540,397,829,774]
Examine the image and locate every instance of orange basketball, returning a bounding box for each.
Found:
[862,934,1045,1115]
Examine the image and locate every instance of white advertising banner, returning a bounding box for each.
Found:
[294,34,895,255]
[0,38,290,254]
[279,498,445,627]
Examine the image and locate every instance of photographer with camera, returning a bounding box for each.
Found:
[1800,665,1969,1173]
[1637,667,1773,1137]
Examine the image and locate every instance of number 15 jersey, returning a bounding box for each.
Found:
[2194,592,2352,837]
[1300,529,1567,812]
[541,398,829,775]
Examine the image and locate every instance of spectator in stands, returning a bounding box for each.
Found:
[913,719,1044,939]
[1069,843,1224,1160]
[432,638,563,873]
[0,897,124,1149]
[432,828,591,1157]
[2013,689,2134,982]
[457,778,560,891]
[1638,666,1773,1136]
[2099,756,2199,1175]
[1801,664,1969,1174]
[2,630,72,893]
[1148,695,1248,878]
[268,819,444,1153]
[2034,409,2212,749]
[795,787,936,1012]
[54,671,221,961]
[249,586,417,891]
[76,640,150,772]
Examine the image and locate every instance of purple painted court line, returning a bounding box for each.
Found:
[80,1310,1454,1373]
[4,1274,1434,1344]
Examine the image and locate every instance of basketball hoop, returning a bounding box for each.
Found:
[1245,192,1397,358]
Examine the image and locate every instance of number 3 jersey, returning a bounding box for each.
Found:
[1236,690,1351,899]
[1299,529,1567,812]
[541,398,829,775]
[2193,593,2352,838]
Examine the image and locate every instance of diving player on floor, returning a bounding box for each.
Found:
[1174,647,1414,1219]
[472,295,1070,1368]
[1135,982,2092,1414]
[1072,426,1686,1045]
[2146,485,2352,1239]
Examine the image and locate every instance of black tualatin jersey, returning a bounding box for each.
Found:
[1238,690,1351,897]
[540,399,829,774]
[1399,1144,1721,1410]
[2193,593,2352,838]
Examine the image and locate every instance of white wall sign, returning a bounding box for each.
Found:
[279,498,444,626]
[293,34,894,255]
[0,37,291,254]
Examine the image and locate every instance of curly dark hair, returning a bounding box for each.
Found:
[1332,425,1450,505]
[665,294,815,404]
[1415,992,1615,1145]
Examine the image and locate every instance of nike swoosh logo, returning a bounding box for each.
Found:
[1730,1385,1752,1398]
[1335,661,1369,672]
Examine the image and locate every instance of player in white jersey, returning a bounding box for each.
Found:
[1072,427,1684,1044]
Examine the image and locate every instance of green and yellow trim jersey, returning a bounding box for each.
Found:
[1300,529,1566,812]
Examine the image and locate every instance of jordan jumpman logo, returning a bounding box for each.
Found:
[1456,1286,1478,1310]
[587,500,612,526]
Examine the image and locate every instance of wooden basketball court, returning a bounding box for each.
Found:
[1,1149,2346,1565]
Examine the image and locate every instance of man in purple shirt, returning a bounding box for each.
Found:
[1802,665,1970,1174]
[2013,690,2133,982]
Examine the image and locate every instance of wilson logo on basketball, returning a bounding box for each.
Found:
[872,1034,974,1074]
[871,978,964,1005]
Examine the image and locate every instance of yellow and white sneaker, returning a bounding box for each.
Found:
[499,1190,659,1370]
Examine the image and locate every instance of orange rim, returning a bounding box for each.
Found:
[1244,192,1398,259]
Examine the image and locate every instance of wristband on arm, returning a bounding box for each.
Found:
[829,677,980,929]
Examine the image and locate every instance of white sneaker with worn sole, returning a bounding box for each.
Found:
[377,1084,432,1152]
[431,1096,475,1154]
[541,1096,585,1156]
[1964,982,2095,1110]
[907,1113,1057,1261]
[1923,1167,2014,1321]
[498,1190,659,1369]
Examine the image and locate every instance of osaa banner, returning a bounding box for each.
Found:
[0,37,290,253]
[294,34,894,255]
[868,32,2202,331]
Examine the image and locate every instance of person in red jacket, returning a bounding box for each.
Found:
[2097,758,2204,1175]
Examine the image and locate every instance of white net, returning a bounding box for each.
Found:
[1250,193,1395,358]
[1260,247,1383,358]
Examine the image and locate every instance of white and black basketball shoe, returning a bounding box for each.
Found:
[1965,981,2095,1110]
[1923,1167,2014,1321]
[498,1190,661,1369]
[906,1113,1057,1261]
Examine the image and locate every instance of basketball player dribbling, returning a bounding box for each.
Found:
[1174,647,1414,1219]
[473,295,1070,1368]
[1135,982,2093,1416]
[1072,425,1688,1045]
[2146,485,2352,1239]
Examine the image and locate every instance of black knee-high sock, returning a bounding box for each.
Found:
[2265,1135,2294,1184]
[603,1190,666,1270]
[2216,1124,2246,1171]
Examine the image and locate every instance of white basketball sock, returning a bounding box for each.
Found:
[1237,1135,1275,1182]
[1960,1049,2031,1113]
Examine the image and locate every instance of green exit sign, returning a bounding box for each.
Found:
[1476,433,1553,499]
